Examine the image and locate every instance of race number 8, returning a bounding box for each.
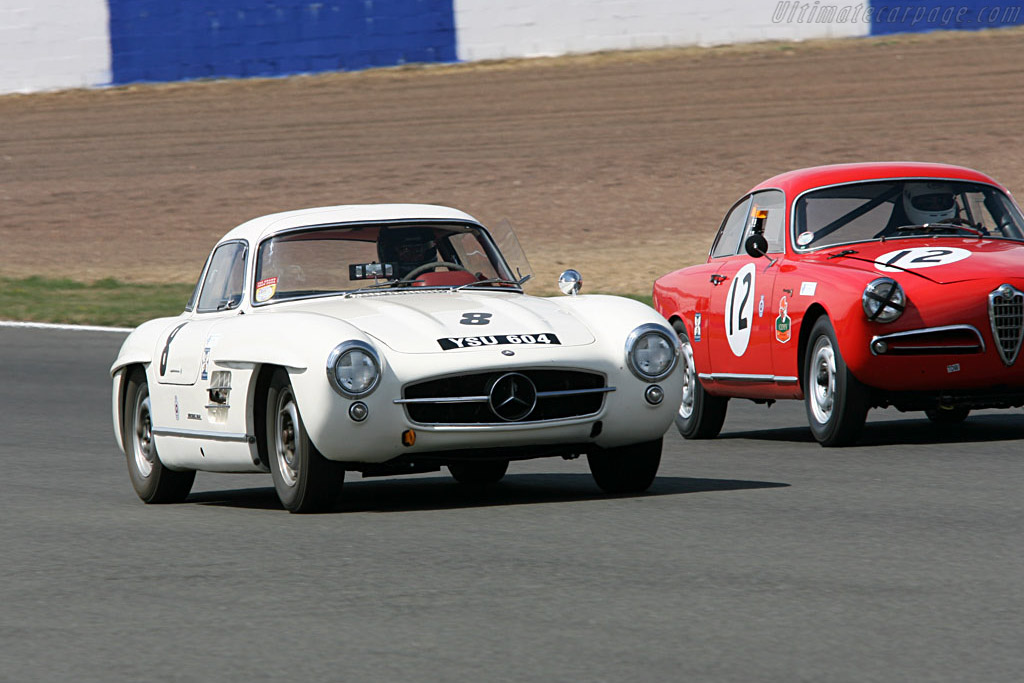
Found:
[460,312,492,325]
[725,263,756,357]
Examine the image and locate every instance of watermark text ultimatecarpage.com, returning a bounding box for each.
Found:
[773,2,1021,26]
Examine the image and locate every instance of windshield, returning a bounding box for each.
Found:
[253,221,521,304]
[793,180,1024,250]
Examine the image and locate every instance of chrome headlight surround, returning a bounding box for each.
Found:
[326,340,382,398]
[862,277,906,323]
[625,323,680,381]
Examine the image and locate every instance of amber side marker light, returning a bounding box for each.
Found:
[402,429,416,447]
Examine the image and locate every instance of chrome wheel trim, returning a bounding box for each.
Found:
[274,388,302,488]
[810,336,837,425]
[132,394,156,478]
[679,339,696,420]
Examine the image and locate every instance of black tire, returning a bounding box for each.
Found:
[447,460,509,486]
[672,320,728,439]
[925,406,970,424]
[123,368,195,504]
[266,369,344,513]
[803,317,869,447]
[587,438,662,494]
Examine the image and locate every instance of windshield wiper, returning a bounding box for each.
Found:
[343,279,425,297]
[453,274,532,291]
[827,249,858,259]
[895,223,985,236]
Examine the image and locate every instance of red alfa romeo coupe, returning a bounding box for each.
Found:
[653,162,1024,446]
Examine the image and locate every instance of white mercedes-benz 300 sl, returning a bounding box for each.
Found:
[111,204,683,512]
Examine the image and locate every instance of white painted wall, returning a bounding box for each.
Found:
[454,0,870,61]
[0,0,110,94]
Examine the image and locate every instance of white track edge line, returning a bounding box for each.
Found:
[0,320,133,333]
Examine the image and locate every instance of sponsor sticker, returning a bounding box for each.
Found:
[800,281,817,296]
[255,276,278,303]
[438,333,561,350]
[775,296,792,343]
[694,313,702,342]
[796,231,815,246]
[947,363,961,374]
[758,295,765,318]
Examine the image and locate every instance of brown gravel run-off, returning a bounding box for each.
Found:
[2,28,1023,295]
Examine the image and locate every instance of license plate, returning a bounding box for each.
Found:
[437,333,562,350]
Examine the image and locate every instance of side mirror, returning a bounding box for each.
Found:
[744,234,769,258]
[557,269,582,296]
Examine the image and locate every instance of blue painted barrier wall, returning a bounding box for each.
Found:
[107,0,457,84]
[869,1,1023,35]
[4,1,1024,94]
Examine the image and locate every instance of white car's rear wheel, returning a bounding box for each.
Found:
[123,368,194,504]
[587,438,662,494]
[267,369,344,513]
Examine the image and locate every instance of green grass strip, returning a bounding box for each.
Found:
[0,277,193,328]
[0,277,657,328]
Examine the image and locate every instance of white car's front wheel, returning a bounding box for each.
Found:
[587,438,662,494]
[447,460,509,486]
[266,369,344,513]
[123,368,194,503]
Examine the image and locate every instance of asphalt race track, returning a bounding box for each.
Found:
[3,326,1023,682]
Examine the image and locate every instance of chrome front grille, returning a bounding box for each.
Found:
[989,284,1024,366]
[395,369,613,425]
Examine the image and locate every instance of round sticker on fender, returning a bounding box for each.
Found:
[725,263,756,357]
[875,247,970,272]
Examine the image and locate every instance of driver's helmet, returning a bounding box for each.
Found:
[378,227,438,277]
[903,182,957,225]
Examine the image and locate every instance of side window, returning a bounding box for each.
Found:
[184,256,211,312]
[710,196,752,258]
[747,189,786,253]
[197,242,248,313]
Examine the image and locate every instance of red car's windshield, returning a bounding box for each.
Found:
[793,180,1024,250]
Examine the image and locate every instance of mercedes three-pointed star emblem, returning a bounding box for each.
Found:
[488,372,538,421]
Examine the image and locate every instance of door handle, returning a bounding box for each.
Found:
[710,274,727,286]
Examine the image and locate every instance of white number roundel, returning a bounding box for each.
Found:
[725,263,756,357]
[875,247,970,272]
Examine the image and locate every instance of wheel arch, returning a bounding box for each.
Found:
[797,303,829,395]
[113,363,148,454]
[248,363,287,470]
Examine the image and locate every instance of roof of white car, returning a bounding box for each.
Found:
[220,204,482,243]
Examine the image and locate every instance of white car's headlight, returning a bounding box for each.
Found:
[626,324,679,381]
[863,277,905,323]
[327,341,381,398]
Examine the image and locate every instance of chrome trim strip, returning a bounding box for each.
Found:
[394,395,489,405]
[393,386,616,405]
[698,373,797,384]
[869,324,985,356]
[152,428,255,443]
[204,404,231,410]
[537,387,616,398]
[410,413,602,428]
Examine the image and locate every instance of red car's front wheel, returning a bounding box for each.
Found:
[803,317,869,447]
[672,320,728,439]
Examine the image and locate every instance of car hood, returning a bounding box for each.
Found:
[810,239,1024,285]
[277,291,596,353]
